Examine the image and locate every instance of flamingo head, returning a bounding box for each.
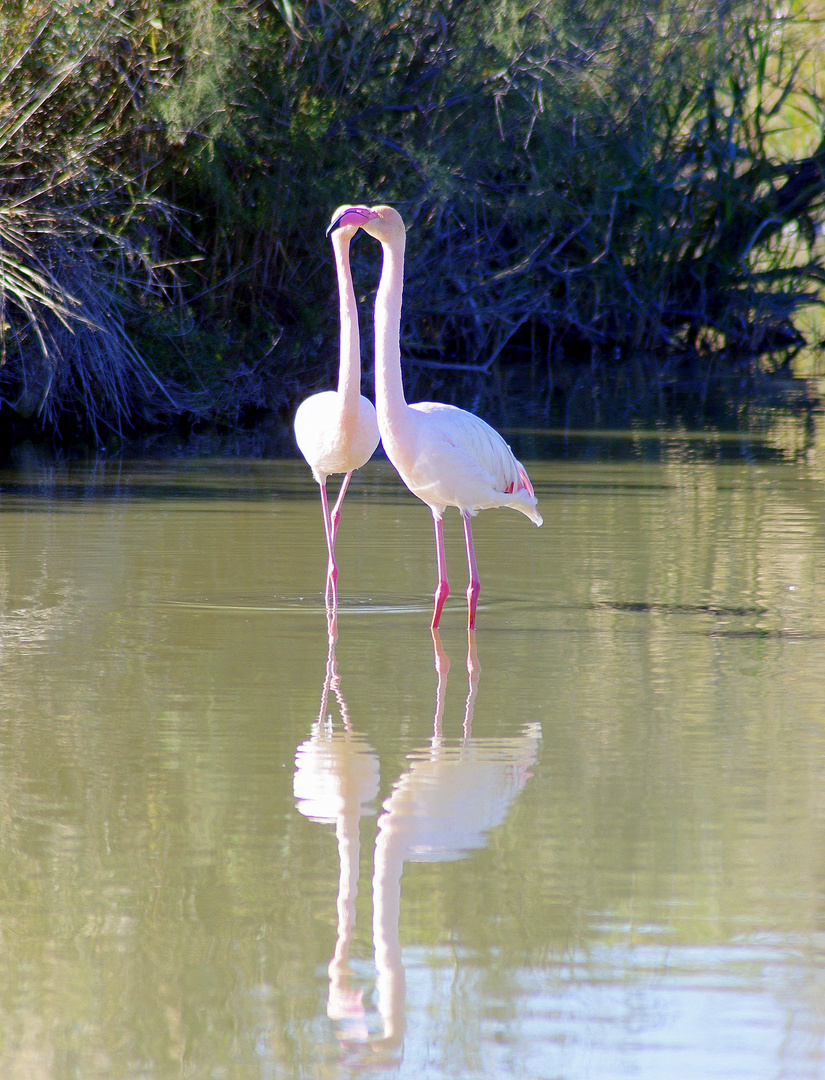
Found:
[358,205,406,245]
[326,204,378,238]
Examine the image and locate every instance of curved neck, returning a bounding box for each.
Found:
[374,231,408,423]
[332,232,362,412]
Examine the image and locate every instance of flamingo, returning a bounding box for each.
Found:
[327,204,542,629]
[294,206,380,608]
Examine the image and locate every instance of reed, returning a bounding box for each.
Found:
[0,0,183,437]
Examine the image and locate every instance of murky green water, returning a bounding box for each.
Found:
[1,430,825,1078]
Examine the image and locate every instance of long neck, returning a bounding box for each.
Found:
[332,232,362,414]
[331,810,360,969]
[372,814,407,1047]
[374,232,408,424]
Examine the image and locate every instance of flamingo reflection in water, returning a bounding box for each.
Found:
[293,621,541,1062]
[292,613,380,1036]
[371,631,541,1056]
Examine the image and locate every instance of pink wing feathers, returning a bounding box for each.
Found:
[513,464,535,497]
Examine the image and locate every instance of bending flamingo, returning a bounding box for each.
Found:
[327,204,542,629]
[294,206,380,608]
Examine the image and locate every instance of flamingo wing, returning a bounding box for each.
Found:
[410,402,524,492]
[400,402,541,524]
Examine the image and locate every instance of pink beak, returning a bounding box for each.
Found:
[326,206,378,236]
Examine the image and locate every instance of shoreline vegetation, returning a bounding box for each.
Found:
[0,0,823,453]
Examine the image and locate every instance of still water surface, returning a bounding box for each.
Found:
[1,431,825,1078]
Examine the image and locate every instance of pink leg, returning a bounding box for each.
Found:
[431,513,449,629]
[319,482,338,609]
[462,511,480,630]
[329,471,352,549]
[323,472,352,608]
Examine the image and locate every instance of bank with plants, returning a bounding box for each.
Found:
[0,0,823,446]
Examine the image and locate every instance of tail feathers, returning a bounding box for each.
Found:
[511,488,543,527]
[524,503,543,527]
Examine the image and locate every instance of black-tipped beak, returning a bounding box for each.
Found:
[326,206,375,236]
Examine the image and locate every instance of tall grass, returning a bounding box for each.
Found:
[0,1,181,436]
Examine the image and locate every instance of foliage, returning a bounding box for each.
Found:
[0,0,184,436]
[0,0,823,438]
[153,0,825,421]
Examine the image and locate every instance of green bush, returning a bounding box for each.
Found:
[155,0,825,418]
[0,0,823,437]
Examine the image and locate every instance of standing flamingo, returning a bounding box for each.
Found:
[294,206,380,608]
[327,204,542,629]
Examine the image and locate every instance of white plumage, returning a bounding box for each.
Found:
[294,390,378,485]
[396,401,542,522]
[294,206,380,607]
[327,203,542,628]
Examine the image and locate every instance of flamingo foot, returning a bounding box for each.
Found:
[431,580,450,629]
[466,583,480,631]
